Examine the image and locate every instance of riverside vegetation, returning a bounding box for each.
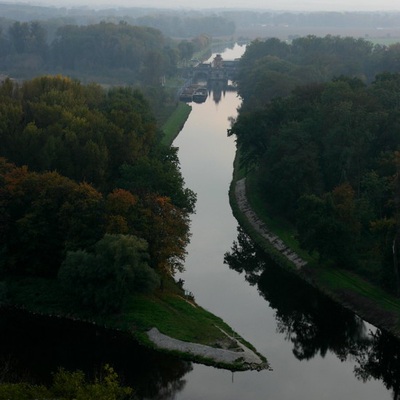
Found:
[229,36,400,337]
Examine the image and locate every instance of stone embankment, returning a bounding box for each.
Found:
[147,327,268,371]
[235,178,307,270]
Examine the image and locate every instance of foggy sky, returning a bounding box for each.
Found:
[29,0,400,12]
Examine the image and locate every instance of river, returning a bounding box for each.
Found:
[171,43,399,400]
[1,43,400,399]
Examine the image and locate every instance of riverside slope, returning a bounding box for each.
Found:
[232,176,400,338]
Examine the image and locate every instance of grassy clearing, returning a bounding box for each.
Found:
[161,102,192,146]
[122,291,240,346]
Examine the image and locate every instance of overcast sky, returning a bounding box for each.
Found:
[30,0,400,12]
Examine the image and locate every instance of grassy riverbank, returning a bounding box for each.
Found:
[229,156,400,337]
[161,102,192,146]
[4,275,266,371]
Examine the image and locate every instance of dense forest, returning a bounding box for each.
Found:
[0,75,195,314]
[235,35,400,110]
[231,36,400,296]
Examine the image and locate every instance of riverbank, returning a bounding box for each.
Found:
[147,327,268,371]
[229,166,400,339]
[161,102,192,146]
[4,277,268,371]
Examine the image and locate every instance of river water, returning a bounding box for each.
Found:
[1,44,400,399]
[170,43,399,400]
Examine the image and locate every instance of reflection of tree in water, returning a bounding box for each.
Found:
[225,227,400,398]
[224,227,265,286]
[258,266,368,361]
[0,309,192,399]
[224,228,368,361]
[355,329,400,400]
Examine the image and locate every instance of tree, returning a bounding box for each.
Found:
[0,161,105,277]
[297,192,357,268]
[260,120,322,215]
[118,146,196,213]
[355,330,400,400]
[8,22,30,53]
[178,40,194,63]
[102,86,157,182]
[228,109,270,171]
[105,188,138,234]
[137,195,191,275]
[58,234,159,314]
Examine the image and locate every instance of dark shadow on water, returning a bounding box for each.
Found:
[224,227,400,399]
[0,309,192,399]
[355,329,400,400]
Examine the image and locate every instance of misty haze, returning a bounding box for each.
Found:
[0,1,400,399]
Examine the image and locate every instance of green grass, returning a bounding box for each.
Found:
[317,267,400,313]
[122,291,239,345]
[161,102,192,146]
[3,276,264,367]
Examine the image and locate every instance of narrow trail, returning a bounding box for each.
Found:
[235,178,307,270]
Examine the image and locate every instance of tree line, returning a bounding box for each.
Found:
[236,35,400,111]
[222,9,400,30]
[231,35,400,295]
[0,75,196,314]
[0,20,210,82]
[0,4,236,40]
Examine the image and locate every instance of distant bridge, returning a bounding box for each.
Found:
[185,54,239,82]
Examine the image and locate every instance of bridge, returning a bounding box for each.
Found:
[185,54,239,83]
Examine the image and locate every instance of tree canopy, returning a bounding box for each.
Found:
[59,234,160,314]
[0,75,195,313]
[231,67,400,294]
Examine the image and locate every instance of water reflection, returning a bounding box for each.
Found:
[0,309,192,399]
[224,227,400,398]
[355,329,400,400]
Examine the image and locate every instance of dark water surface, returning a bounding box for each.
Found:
[1,44,400,399]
